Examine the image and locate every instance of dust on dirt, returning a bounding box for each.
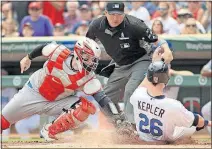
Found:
[2,129,211,148]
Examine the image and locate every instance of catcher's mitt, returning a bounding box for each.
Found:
[112,112,139,141]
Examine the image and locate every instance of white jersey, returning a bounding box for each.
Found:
[130,86,195,142]
[129,7,151,27]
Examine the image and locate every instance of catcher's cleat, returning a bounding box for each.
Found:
[40,124,58,142]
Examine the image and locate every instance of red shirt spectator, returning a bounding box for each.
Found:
[151,10,160,19]
[188,2,204,22]
[42,1,65,25]
[171,10,177,20]
[168,2,178,20]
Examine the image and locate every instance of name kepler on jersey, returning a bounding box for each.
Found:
[138,100,165,118]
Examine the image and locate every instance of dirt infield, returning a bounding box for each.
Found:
[2,130,211,148]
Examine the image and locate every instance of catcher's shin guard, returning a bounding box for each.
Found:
[1,115,10,133]
[47,96,96,139]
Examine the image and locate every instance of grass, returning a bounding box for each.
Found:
[2,137,45,143]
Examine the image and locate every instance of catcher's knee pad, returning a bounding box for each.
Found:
[48,96,96,135]
[1,115,10,132]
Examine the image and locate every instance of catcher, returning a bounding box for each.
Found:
[1,37,116,141]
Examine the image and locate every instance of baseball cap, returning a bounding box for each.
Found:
[23,22,33,29]
[178,9,192,16]
[79,4,89,11]
[54,23,64,29]
[105,2,125,15]
[28,2,42,9]
[79,20,89,26]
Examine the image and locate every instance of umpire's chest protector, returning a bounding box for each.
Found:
[39,45,94,101]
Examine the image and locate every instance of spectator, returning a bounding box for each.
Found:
[64,1,81,33]
[151,22,173,53]
[151,19,164,34]
[2,19,19,37]
[74,20,89,36]
[99,1,107,11]
[53,23,65,36]
[79,4,92,22]
[2,2,14,21]
[19,2,53,37]
[128,2,151,27]
[151,2,161,19]
[42,1,66,25]
[188,1,204,22]
[22,22,34,37]
[177,9,206,34]
[181,17,200,34]
[200,1,211,33]
[153,2,180,34]
[91,2,102,19]
[168,2,178,19]
[177,9,193,31]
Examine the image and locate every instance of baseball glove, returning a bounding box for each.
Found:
[112,112,139,140]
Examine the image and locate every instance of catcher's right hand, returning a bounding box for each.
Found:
[20,55,31,73]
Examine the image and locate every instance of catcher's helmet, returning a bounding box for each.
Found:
[74,37,101,73]
[147,61,170,84]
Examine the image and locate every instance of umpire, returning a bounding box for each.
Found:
[86,2,173,123]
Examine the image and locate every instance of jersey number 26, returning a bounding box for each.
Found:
[139,113,163,137]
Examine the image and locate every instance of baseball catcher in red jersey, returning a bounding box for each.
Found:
[1,37,116,141]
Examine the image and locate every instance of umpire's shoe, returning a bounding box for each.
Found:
[40,123,58,142]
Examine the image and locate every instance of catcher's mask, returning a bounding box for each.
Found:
[74,37,101,73]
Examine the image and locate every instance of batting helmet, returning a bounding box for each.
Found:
[147,61,170,84]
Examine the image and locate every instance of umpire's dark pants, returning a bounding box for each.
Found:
[104,54,150,123]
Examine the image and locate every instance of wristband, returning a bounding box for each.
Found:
[196,120,209,131]
[192,114,199,126]
[204,120,209,126]
[28,54,33,60]
[157,39,167,47]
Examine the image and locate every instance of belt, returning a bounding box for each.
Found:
[27,81,33,89]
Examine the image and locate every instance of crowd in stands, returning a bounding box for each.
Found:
[1,1,211,38]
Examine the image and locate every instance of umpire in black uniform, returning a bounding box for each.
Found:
[86,2,173,123]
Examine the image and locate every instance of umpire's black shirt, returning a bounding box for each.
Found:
[86,14,158,66]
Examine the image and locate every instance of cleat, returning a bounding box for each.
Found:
[40,124,57,142]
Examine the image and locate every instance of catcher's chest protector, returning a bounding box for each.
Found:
[39,46,94,101]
